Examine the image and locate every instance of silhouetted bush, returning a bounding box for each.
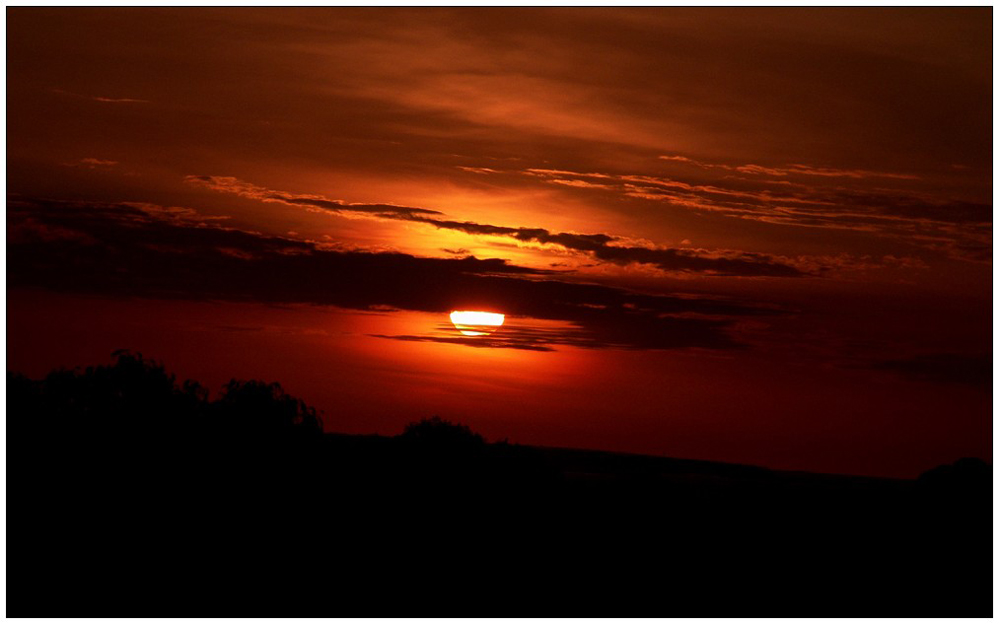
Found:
[392,417,563,498]
[399,416,485,447]
[917,457,992,508]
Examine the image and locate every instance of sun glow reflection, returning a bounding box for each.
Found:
[449,310,505,336]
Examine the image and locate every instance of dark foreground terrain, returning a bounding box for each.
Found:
[10,353,991,616]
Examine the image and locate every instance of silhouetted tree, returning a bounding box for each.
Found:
[12,350,207,444]
[10,350,324,452]
[213,379,323,440]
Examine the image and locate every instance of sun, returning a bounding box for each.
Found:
[449,311,505,336]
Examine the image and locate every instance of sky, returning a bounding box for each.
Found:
[7,8,992,478]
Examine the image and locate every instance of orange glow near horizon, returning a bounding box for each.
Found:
[449,310,505,336]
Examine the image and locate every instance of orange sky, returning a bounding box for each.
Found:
[7,8,992,477]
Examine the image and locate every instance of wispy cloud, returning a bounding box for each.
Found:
[464,164,989,264]
[63,157,119,169]
[90,96,149,103]
[874,353,991,389]
[51,88,149,104]
[659,154,920,180]
[186,175,442,218]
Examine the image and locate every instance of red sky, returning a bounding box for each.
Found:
[7,8,992,478]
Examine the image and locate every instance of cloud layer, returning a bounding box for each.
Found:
[189,175,807,277]
[9,197,779,351]
[514,164,992,264]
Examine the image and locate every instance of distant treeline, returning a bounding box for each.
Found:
[9,352,991,617]
[10,351,559,492]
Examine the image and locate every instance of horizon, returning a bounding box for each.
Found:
[7,348,982,482]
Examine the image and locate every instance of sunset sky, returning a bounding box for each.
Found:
[7,8,991,478]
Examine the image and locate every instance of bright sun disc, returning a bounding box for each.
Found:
[450,311,505,336]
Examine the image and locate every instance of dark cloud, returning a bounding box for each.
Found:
[186,175,442,218]
[875,353,991,389]
[498,222,795,278]
[405,216,804,277]
[515,166,992,264]
[374,311,744,352]
[192,169,989,277]
[371,335,554,352]
[8,197,777,352]
[371,323,564,352]
[189,175,806,278]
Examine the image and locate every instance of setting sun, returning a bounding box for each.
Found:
[449,310,505,336]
